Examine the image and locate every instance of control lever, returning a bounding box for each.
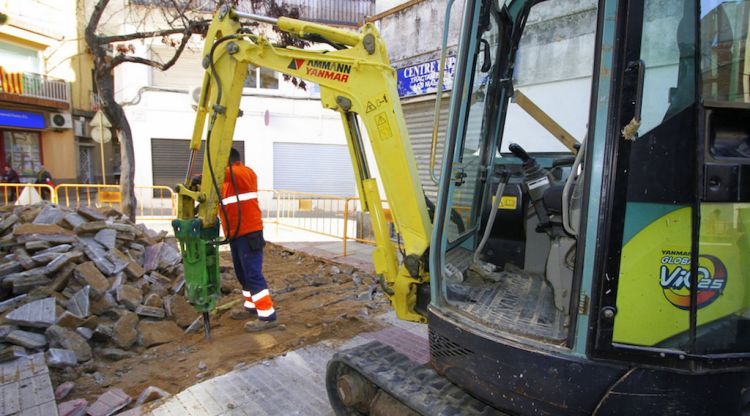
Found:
[509,143,553,231]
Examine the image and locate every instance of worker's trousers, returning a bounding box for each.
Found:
[229,230,276,321]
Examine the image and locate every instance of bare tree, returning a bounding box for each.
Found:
[84,0,303,221]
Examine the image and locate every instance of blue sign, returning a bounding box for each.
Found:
[0,109,45,129]
[397,56,457,98]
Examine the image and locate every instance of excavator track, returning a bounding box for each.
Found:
[326,341,506,416]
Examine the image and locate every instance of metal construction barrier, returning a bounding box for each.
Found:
[0,183,57,205]
[54,184,176,219]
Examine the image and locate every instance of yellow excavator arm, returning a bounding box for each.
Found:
[174,5,432,324]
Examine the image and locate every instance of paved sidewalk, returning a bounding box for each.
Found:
[139,313,427,416]
[0,353,57,416]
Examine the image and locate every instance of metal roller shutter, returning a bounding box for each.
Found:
[402,96,450,202]
[273,142,355,197]
[151,138,245,190]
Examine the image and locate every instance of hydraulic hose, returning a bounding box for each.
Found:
[473,172,510,263]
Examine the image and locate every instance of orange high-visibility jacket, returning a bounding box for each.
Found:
[220,162,263,239]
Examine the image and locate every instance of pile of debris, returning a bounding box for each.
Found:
[0,203,199,409]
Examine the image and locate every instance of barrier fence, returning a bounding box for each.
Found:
[0,184,383,256]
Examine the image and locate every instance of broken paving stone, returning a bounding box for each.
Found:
[74,262,110,298]
[13,223,77,244]
[12,274,51,294]
[45,325,92,362]
[116,285,143,310]
[138,320,182,347]
[0,260,22,276]
[142,243,163,272]
[135,386,171,406]
[109,248,144,279]
[35,243,73,256]
[74,220,107,234]
[143,293,163,308]
[112,311,139,349]
[87,388,132,416]
[46,348,78,368]
[158,243,182,270]
[92,324,114,342]
[106,273,124,294]
[100,348,136,361]
[135,305,165,319]
[24,240,51,251]
[164,295,198,328]
[55,381,76,401]
[13,247,36,270]
[32,205,66,225]
[76,238,116,275]
[57,398,87,416]
[0,213,18,233]
[0,325,14,339]
[5,297,56,328]
[30,251,62,264]
[90,293,117,317]
[94,228,117,250]
[0,294,27,314]
[49,262,76,292]
[66,286,90,318]
[104,250,129,275]
[145,272,171,286]
[170,276,185,295]
[45,250,83,274]
[57,312,86,328]
[6,329,47,349]
[77,327,93,340]
[63,212,88,229]
[0,345,27,362]
[77,206,108,221]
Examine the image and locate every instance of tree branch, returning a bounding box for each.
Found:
[110,25,193,71]
[97,21,208,44]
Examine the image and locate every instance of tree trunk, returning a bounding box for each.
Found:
[97,72,137,221]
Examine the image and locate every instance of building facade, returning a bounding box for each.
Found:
[0,0,107,185]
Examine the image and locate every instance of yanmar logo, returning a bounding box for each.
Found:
[659,252,727,310]
[288,59,351,83]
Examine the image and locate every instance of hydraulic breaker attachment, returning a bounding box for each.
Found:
[172,218,221,339]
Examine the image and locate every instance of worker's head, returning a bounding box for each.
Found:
[228,148,241,165]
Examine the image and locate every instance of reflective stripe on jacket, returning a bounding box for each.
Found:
[220,162,263,239]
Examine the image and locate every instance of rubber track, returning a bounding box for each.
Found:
[329,341,507,416]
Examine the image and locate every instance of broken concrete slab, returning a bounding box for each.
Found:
[77,206,108,222]
[0,213,18,233]
[94,228,117,250]
[106,273,124,295]
[30,251,62,264]
[5,329,47,349]
[13,223,77,244]
[135,305,165,319]
[63,212,88,229]
[76,327,93,340]
[159,243,182,270]
[12,274,52,295]
[74,220,107,234]
[34,243,73,256]
[74,262,110,299]
[135,385,171,406]
[67,285,90,318]
[145,272,171,286]
[56,312,87,329]
[44,250,83,274]
[92,324,114,343]
[116,285,143,311]
[0,325,14,339]
[86,388,132,416]
[100,348,136,361]
[109,248,144,279]
[105,250,129,275]
[24,240,51,251]
[32,205,67,225]
[170,275,185,295]
[46,348,77,368]
[55,381,76,401]
[58,398,87,416]
[89,293,117,317]
[142,243,163,272]
[143,293,163,308]
[13,247,36,270]
[0,294,27,314]
[138,320,182,347]
[0,260,22,276]
[0,345,27,362]
[45,325,91,362]
[49,262,76,292]
[112,311,139,349]
[76,237,116,275]
[164,295,197,328]
[5,297,56,328]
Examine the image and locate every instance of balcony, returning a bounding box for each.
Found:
[130,0,376,27]
[0,70,71,110]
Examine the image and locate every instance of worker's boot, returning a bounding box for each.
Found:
[244,318,278,332]
[230,307,257,320]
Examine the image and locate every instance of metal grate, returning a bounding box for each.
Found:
[429,330,474,359]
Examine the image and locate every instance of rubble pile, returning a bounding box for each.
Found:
[0,203,199,370]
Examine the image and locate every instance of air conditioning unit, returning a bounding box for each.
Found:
[49,112,73,130]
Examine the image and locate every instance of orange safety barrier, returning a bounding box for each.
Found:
[0,183,56,205]
[54,184,176,219]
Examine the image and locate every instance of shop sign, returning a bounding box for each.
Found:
[0,109,45,129]
[397,55,457,98]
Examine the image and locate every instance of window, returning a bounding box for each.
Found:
[3,131,42,180]
[0,42,40,73]
[244,65,279,89]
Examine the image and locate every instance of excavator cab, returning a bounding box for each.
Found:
[426,0,750,413]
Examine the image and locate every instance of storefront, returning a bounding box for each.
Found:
[0,108,45,182]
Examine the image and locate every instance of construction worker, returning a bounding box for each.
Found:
[220,148,278,331]
[35,165,54,200]
[2,165,20,202]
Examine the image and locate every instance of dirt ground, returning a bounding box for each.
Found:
[52,243,388,406]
